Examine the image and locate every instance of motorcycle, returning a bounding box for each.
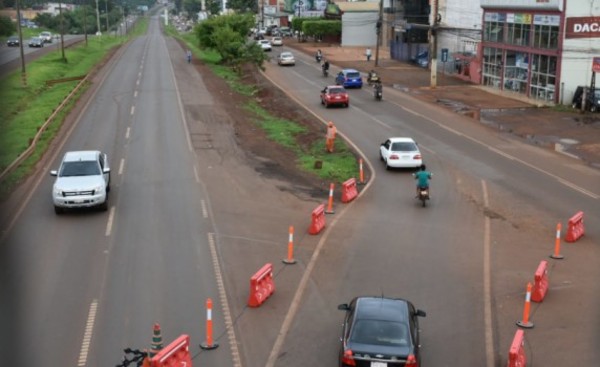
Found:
[417,186,430,207]
[316,53,322,63]
[322,66,329,77]
[374,83,382,101]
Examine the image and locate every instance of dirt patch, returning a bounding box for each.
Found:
[190,60,336,198]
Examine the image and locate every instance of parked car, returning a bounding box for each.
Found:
[39,31,53,43]
[271,36,283,46]
[50,150,111,214]
[257,39,272,52]
[320,85,349,108]
[571,86,600,112]
[338,296,426,367]
[28,37,44,48]
[379,137,423,169]
[339,69,363,89]
[6,36,19,47]
[412,50,429,68]
[277,51,295,66]
[279,26,292,37]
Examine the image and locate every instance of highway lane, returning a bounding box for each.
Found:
[260,48,600,366]
[0,18,235,366]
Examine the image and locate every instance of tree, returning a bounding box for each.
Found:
[226,0,257,13]
[204,0,222,16]
[0,15,16,36]
[183,0,202,21]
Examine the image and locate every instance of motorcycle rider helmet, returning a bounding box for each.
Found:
[420,164,426,171]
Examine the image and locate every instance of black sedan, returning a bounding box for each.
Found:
[28,37,44,48]
[7,36,20,47]
[338,296,426,367]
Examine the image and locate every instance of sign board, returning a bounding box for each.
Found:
[480,0,561,10]
[565,17,600,39]
[593,57,600,73]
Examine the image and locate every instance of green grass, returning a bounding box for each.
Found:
[0,18,149,198]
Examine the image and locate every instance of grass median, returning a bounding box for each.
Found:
[168,27,359,184]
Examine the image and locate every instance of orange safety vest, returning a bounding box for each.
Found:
[326,126,337,139]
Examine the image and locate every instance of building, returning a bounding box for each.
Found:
[479,0,599,105]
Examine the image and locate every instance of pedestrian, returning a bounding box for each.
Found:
[326,121,337,153]
[186,50,192,64]
[366,47,372,61]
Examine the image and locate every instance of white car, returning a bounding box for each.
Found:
[271,36,283,46]
[258,39,272,51]
[379,137,423,169]
[277,51,295,66]
[39,31,53,43]
[50,150,111,214]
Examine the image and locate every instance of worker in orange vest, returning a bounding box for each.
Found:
[326,121,337,153]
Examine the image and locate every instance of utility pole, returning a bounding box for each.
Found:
[59,0,66,61]
[374,0,383,67]
[83,0,88,45]
[429,0,439,88]
[105,0,109,35]
[15,0,27,85]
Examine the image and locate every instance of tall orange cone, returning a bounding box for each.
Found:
[282,226,297,264]
[325,183,335,214]
[516,283,534,328]
[150,323,163,357]
[200,298,219,350]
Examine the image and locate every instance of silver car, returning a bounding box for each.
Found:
[50,151,111,214]
[277,51,295,66]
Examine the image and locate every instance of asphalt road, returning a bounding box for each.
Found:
[1,16,598,367]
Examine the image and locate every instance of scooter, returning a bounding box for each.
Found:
[316,54,322,63]
[417,186,430,207]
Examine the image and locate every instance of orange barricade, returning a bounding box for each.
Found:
[341,178,358,203]
[150,335,193,367]
[247,263,275,307]
[308,204,326,235]
[507,329,527,367]
[565,211,585,242]
[531,260,549,303]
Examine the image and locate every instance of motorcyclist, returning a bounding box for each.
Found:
[316,49,323,62]
[336,71,345,85]
[322,59,330,76]
[413,164,432,198]
[368,69,378,83]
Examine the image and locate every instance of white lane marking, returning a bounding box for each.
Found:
[194,166,200,183]
[105,206,115,236]
[134,90,138,98]
[350,105,392,129]
[136,79,140,86]
[482,181,495,367]
[77,300,98,366]
[118,159,125,175]
[201,200,208,219]
[208,233,241,367]
[125,127,130,139]
[399,103,598,199]
[130,106,135,116]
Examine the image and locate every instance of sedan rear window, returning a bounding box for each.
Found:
[60,161,101,176]
[391,142,417,152]
[329,88,345,94]
[346,72,361,78]
[350,320,409,346]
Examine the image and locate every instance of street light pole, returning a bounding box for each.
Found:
[429,0,439,88]
[95,0,102,35]
[105,0,109,35]
[59,0,66,61]
[374,0,383,67]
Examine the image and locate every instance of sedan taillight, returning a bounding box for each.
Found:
[413,154,422,160]
[341,349,356,366]
[405,354,418,367]
[389,154,399,160]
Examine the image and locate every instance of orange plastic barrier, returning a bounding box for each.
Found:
[565,211,585,242]
[531,260,549,303]
[308,204,326,235]
[151,335,193,367]
[341,178,358,203]
[247,263,275,307]
[507,329,526,367]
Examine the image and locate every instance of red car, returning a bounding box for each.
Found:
[320,85,349,108]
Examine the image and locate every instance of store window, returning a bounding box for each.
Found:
[506,13,532,46]
[482,47,503,88]
[504,51,529,94]
[532,15,560,49]
[484,13,505,43]
[530,54,557,102]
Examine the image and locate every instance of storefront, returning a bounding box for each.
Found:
[480,9,561,103]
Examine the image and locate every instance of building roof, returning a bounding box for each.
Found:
[335,1,379,12]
